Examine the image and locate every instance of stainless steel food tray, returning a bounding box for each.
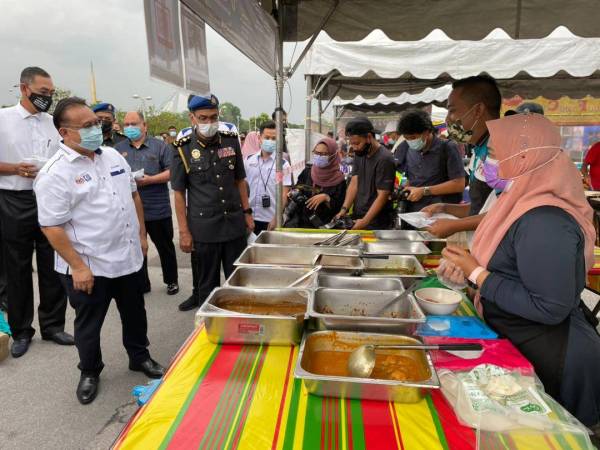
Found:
[253,231,361,248]
[234,245,363,269]
[295,331,439,403]
[309,288,425,334]
[225,266,317,289]
[317,274,404,291]
[322,255,427,278]
[196,287,311,345]
[363,241,431,255]
[374,230,446,242]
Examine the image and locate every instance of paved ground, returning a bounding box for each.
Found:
[0,238,198,450]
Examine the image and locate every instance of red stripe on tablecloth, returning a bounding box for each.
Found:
[270,346,296,450]
[345,399,354,450]
[361,399,401,449]
[430,391,476,450]
[389,403,405,450]
[166,344,243,450]
[321,395,327,450]
[335,398,340,450]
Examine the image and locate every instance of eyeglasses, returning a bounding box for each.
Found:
[63,119,102,130]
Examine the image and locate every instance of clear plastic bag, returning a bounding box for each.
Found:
[436,258,468,290]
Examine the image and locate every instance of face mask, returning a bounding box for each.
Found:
[101,121,113,134]
[446,105,479,144]
[28,92,53,113]
[498,146,562,181]
[354,141,371,157]
[124,126,142,140]
[169,131,177,137]
[196,122,219,138]
[482,157,509,191]
[406,137,425,151]
[388,139,396,145]
[261,139,276,154]
[312,155,330,168]
[77,125,103,151]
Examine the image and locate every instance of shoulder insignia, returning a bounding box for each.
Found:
[219,130,238,138]
[174,135,191,148]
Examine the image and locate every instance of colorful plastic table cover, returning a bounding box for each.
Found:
[113,299,592,450]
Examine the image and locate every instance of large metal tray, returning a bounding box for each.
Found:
[317,274,404,291]
[253,231,361,247]
[196,287,311,345]
[375,230,446,242]
[363,241,431,255]
[309,288,425,334]
[295,331,439,403]
[225,266,317,289]
[363,254,427,277]
[234,245,363,269]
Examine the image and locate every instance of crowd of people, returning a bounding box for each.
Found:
[1,64,600,437]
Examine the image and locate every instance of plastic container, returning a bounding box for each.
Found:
[414,287,462,315]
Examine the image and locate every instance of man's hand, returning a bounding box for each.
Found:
[140,234,148,257]
[268,217,276,231]
[72,265,94,295]
[404,186,425,202]
[306,193,329,211]
[352,217,369,230]
[16,162,38,179]
[421,203,446,217]
[426,218,458,238]
[245,214,255,233]
[179,230,194,253]
[136,175,151,187]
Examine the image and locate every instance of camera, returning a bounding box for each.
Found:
[391,187,411,229]
[283,186,324,228]
[261,194,271,208]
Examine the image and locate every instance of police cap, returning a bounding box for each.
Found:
[91,102,116,116]
[188,94,219,112]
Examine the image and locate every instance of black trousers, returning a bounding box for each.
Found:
[0,190,66,340]
[195,236,247,304]
[59,270,150,376]
[142,217,178,288]
[253,220,270,235]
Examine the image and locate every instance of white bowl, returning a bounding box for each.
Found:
[414,287,462,315]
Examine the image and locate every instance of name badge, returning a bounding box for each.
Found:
[218,147,236,159]
[110,165,125,176]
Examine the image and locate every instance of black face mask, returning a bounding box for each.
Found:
[28,92,53,113]
[354,142,371,157]
[101,120,113,134]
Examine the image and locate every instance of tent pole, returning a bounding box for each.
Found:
[333,104,338,141]
[318,99,322,134]
[305,75,312,162]
[275,5,285,229]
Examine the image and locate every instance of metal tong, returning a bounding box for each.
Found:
[313,230,348,247]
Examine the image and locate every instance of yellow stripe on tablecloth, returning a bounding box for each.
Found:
[340,398,348,450]
[392,400,446,450]
[236,345,298,450]
[117,329,216,449]
[292,383,310,450]
[274,347,300,450]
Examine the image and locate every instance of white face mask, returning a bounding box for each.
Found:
[196,121,219,138]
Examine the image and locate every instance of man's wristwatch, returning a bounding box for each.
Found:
[243,208,253,215]
[423,186,431,196]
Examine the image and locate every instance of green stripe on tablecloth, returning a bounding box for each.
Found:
[303,393,323,449]
[282,378,303,450]
[424,395,450,450]
[158,345,221,450]
[348,398,366,450]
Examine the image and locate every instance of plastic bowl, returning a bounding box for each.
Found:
[414,287,462,315]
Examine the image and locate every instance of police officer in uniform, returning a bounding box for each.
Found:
[171,94,254,311]
[92,102,127,147]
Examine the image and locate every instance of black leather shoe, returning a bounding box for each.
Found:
[167,283,179,295]
[42,331,75,346]
[11,338,31,358]
[76,375,99,405]
[129,358,166,379]
[178,294,199,311]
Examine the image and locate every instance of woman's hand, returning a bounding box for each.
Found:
[437,259,466,286]
[442,246,481,277]
[306,193,330,210]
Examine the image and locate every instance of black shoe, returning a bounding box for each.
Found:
[143,284,151,294]
[11,338,31,358]
[129,358,166,379]
[167,283,179,295]
[42,331,75,346]
[76,375,99,405]
[178,294,199,311]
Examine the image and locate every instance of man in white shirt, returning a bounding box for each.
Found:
[243,121,292,234]
[0,67,71,358]
[34,97,165,405]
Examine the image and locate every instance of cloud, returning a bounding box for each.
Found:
[0,0,307,123]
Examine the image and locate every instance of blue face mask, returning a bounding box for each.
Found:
[261,139,276,154]
[388,139,396,145]
[406,137,425,151]
[312,155,330,168]
[124,126,143,141]
[78,125,103,151]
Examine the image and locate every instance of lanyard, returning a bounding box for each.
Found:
[470,136,489,182]
[257,154,275,193]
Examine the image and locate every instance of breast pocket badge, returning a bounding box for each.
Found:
[191,149,201,160]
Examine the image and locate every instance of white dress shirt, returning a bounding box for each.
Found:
[244,152,292,222]
[33,143,143,278]
[0,103,61,190]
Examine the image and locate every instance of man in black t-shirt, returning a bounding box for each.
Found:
[335,117,396,230]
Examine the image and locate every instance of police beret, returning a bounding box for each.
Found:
[188,94,219,112]
[92,102,116,115]
[345,116,375,136]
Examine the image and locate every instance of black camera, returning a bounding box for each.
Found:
[261,194,271,208]
[283,186,324,228]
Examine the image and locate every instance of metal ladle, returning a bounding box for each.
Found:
[347,343,483,378]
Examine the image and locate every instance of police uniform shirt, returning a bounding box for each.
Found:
[0,103,61,190]
[244,152,292,222]
[170,129,247,243]
[103,131,127,148]
[115,136,173,221]
[33,144,143,278]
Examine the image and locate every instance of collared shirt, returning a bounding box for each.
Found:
[33,143,143,278]
[103,131,127,148]
[115,135,173,221]
[244,152,292,222]
[0,103,61,191]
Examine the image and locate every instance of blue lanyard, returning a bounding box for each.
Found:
[470,137,489,182]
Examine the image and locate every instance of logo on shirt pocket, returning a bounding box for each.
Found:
[75,173,92,184]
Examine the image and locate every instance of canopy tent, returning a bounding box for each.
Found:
[180,0,600,225]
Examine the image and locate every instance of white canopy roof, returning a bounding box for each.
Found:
[334,86,452,113]
[305,28,600,100]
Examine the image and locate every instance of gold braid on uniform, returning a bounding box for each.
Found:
[174,135,191,174]
[219,130,238,138]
